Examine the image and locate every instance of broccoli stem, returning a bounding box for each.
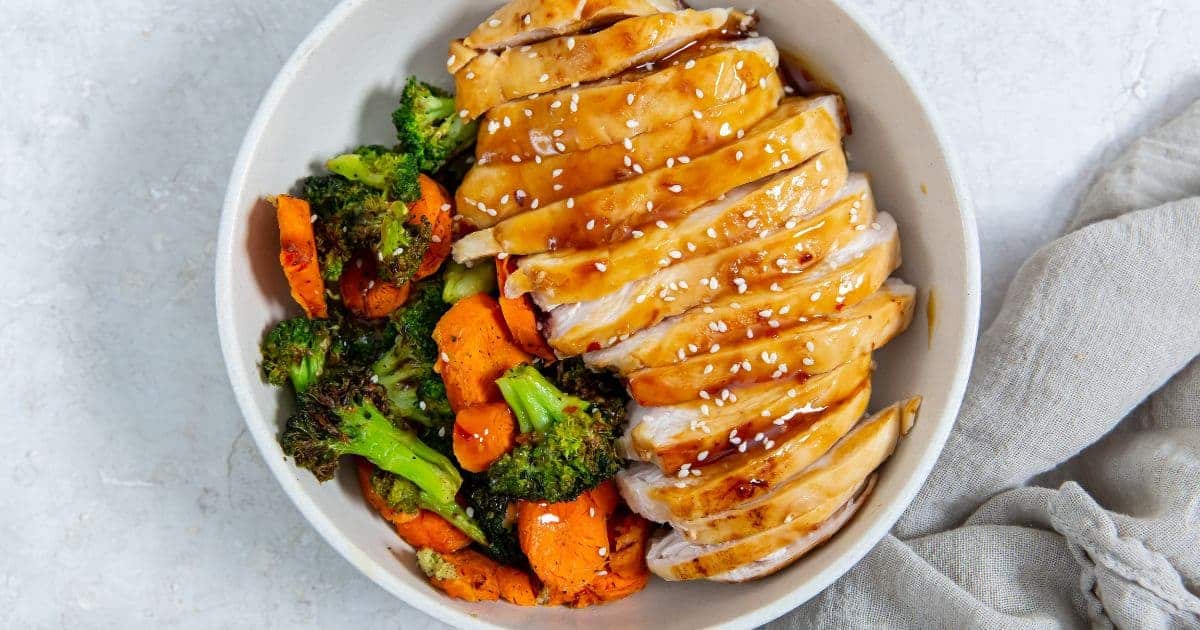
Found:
[327,153,389,190]
[333,400,461,505]
[496,365,591,433]
[442,260,498,304]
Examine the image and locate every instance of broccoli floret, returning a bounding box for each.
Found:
[442,260,498,304]
[416,548,460,581]
[486,365,622,503]
[371,279,452,427]
[551,358,630,426]
[394,78,479,174]
[302,170,431,285]
[328,307,398,367]
[326,145,421,204]
[279,372,461,507]
[466,481,525,566]
[261,317,334,394]
[371,467,487,545]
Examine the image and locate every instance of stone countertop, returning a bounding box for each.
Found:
[2,0,1197,627]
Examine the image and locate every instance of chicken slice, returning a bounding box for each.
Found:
[645,473,875,581]
[457,95,844,261]
[461,0,680,52]
[542,176,871,357]
[587,204,898,372]
[618,381,870,523]
[671,396,920,544]
[626,278,915,406]
[471,37,780,168]
[619,353,873,474]
[454,8,754,119]
[505,99,847,304]
[456,80,785,229]
[706,475,877,583]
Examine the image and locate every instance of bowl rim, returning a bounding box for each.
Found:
[214,0,981,627]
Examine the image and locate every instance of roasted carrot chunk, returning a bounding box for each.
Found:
[496,257,556,362]
[274,195,327,318]
[394,510,473,554]
[409,174,454,280]
[517,486,612,596]
[453,402,518,473]
[340,255,410,318]
[419,547,540,605]
[433,294,532,411]
[571,510,653,607]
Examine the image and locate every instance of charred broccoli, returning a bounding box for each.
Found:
[371,279,452,427]
[370,467,486,545]
[486,365,622,503]
[326,144,420,204]
[394,78,478,174]
[302,168,431,285]
[261,317,334,394]
[279,372,461,506]
[466,482,525,566]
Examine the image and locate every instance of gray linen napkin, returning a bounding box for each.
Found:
[773,100,1200,629]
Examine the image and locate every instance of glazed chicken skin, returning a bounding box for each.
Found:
[454,8,756,119]
[460,0,681,52]
[470,38,780,166]
[448,0,922,586]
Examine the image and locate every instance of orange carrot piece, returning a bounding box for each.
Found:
[274,195,327,318]
[340,255,410,318]
[517,487,611,596]
[452,402,517,473]
[433,294,532,411]
[355,459,419,526]
[574,510,653,606]
[423,548,539,605]
[496,257,556,362]
[409,174,454,280]
[394,510,473,554]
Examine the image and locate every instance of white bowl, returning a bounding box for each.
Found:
[215,0,980,627]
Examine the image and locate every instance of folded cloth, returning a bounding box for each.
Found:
[773,100,1200,629]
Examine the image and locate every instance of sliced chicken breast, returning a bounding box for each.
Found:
[626,279,915,405]
[706,475,877,583]
[670,396,917,544]
[456,80,785,229]
[505,100,848,305]
[645,473,874,581]
[456,96,845,261]
[461,0,680,52]
[620,353,874,474]
[454,9,754,119]
[542,176,869,357]
[471,38,779,165]
[587,208,899,373]
[618,381,870,523]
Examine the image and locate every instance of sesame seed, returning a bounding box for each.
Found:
[668,184,683,193]
[440,352,450,363]
[736,60,745,70]
[626,93,635,105]
[656,220,668,229]
[555,141,567,152]
[719,122,732,136]
[552,129,563,137]
[805,341,815,351]
[488,18,501,27]
[511,155,522,163]
[623,137,634,150]
[551,100,562,109]
[735,150,744,161]
[465,71,476,80]
[810,291,822,301]
[707,227,718,238]
[538,513,560,524]
[566,198,575,208]
[685,59,696,69]
[693,109,703,119]
[309,214,318,223]
[803,357,815,366]
[594,262,607,272]
[552,168,563,178]
[695,88,705,99]
[737,129,745,138]
[502,116,511,127]
[459,109,469,118]
[447,54,456,67]
[668,250,682,259]
[626,119,639,129]
[567,37,576,50]
[697,450,709,461]
[631,230,644,238]
[539,73,550,83]
[646,200,654,211]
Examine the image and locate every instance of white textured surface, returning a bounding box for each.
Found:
[1,0,1197,627]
